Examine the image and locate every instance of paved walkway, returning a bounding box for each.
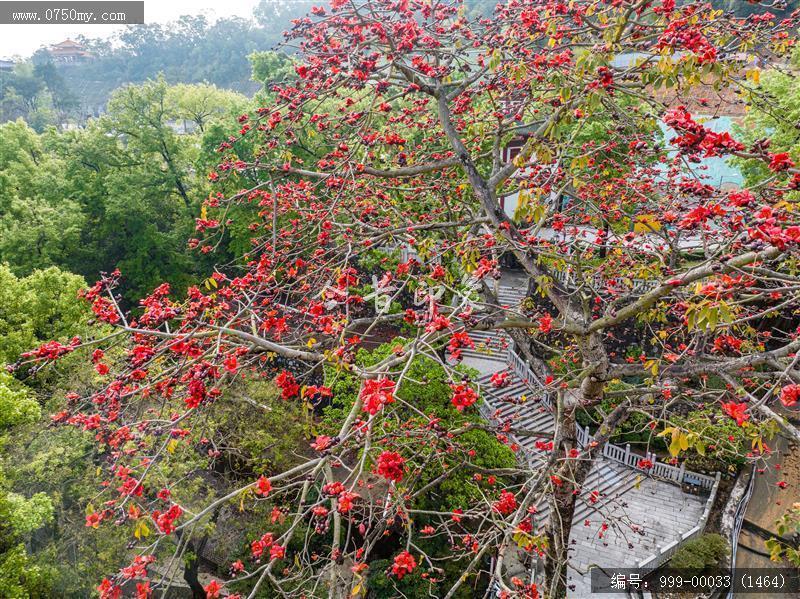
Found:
[465,276,708,597]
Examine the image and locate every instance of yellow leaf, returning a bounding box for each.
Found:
[513,530,533,548]
[167,439,179,454]
[669,428,682,457]
[679,432,689,451]
[134,519,151,540]
[634,214,661,233]
[239,487,253,512]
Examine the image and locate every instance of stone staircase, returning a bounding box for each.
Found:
[465,277,711,597]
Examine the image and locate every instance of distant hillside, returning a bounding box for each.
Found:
[43,11,292,117]
[0,0,308,126]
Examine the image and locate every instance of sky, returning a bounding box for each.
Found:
[0,0,266,58]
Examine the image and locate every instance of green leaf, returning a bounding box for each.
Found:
[695,440,706,456]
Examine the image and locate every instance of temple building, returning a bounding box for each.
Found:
[48,39,93,63]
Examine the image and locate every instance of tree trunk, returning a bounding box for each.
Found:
[183,538,206,598]
[542,407,594,598]
[544,334,610,596]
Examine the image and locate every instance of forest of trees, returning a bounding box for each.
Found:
[0,0,300,129]
[2,0,800,598]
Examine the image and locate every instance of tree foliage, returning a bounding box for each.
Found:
[0,81,249,302]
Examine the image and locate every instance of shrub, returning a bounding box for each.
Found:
[668,534,729,570]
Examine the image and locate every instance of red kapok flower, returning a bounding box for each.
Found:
[223,355,238,373]
[721,401,750,426]
[337,491,360,513]
[494,490,518,515]
[360,378,396,415]
[375,450,406,483]
[255,475,272,496]
[152,504,182,534]
[270,544,286,561]
[98,578,121,599]
[204,579,222,598]
[450,383,478,412]
[490,371,510,388]
[780,384,800,408]
[251,532,274,559]
[275,370,300,400]
[310,435,333,451]
[230,559,244,575]
[769,152,795,172]
[391,550,417,580]
[86,512,102,528]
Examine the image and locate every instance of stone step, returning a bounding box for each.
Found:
[485,380,530,397]
[529,461,640,535]
[483,381,549,406]
[573,468,641,525]
[497,291,527,301]
[469,329,508,339]
[463,342,510,356]
[497,292,527,302]
[513,411,556,432]
[463,339,509,351]
[461,343,508,355]
[460,354,508,369]
[485,395,550,422]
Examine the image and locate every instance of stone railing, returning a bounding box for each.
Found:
[506,346,718,491]
[579,424,718,491]
[550,268,658,295]
[506,345,553,408]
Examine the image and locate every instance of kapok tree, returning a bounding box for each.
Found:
[19,1,800,597]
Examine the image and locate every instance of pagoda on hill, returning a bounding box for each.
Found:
[48,39,93,63]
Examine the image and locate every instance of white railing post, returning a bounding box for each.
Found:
[678,462,686,484]
[625,444,631,466]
